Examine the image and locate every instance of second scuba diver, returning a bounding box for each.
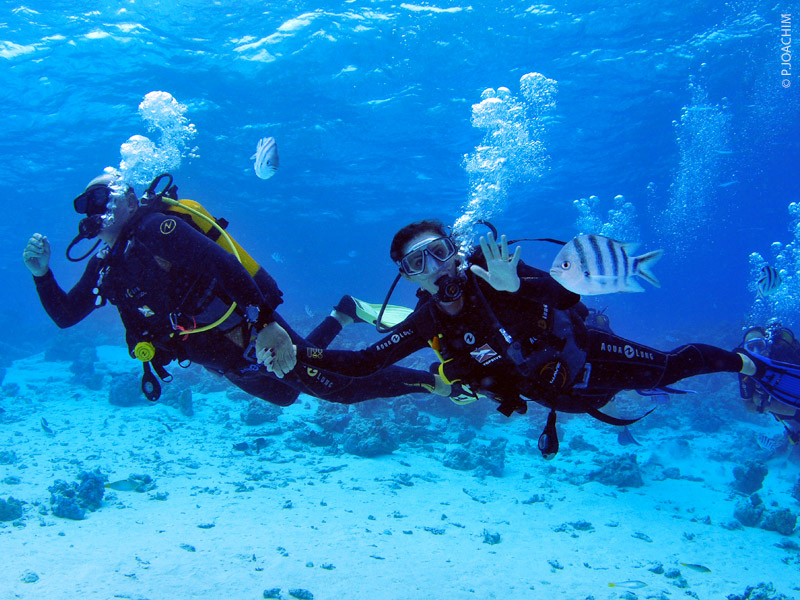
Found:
[740,323,800,444]
[23,172,449,406]
[258,219,800,458]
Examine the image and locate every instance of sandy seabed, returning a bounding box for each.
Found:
[1,346,799,600]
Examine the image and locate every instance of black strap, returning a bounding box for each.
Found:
[585,405,655,426]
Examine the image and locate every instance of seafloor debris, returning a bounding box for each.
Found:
[108,373,148,407]
[48,469,106,520]
[588,453,644,488]
[734,494,766,527]
[732,461,768,495]
[342,416,398,457]
[241,399,281,426]
[0,496,23,521]
[726,582,791,600]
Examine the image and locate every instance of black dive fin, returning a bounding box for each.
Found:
[617,426,641,447]
[745,350,800,409]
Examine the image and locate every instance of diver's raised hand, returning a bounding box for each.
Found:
[255,321,297,378]
[470,233,521,292]
[23,233,51,277]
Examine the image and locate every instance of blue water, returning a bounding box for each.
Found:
[2,0,797,349]
[1,1,800,597]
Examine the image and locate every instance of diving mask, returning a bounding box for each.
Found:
[398,237,458,276]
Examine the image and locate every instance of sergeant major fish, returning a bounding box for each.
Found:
[757,265,781,298]
[550,234,663,296]
[252,136,279,180]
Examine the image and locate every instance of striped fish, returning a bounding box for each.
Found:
[252,136,279,180]
[757,265,781,298]
[549,234,663,295]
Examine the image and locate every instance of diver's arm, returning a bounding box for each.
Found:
[291,312,431,377]
[32,257,102,328]
[296,335,428,377]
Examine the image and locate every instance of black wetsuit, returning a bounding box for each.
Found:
[34,209,433,406]
[296,255,744,418]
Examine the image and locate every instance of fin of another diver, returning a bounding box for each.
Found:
[636,385,697,396]
[742,348,800,409]
[348,296,413,328]
[617,426,641,446]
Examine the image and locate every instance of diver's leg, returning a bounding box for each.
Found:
[223,366,299,407]
[583,330,741,391]
[270,312,343,349]
[291,364,437,405]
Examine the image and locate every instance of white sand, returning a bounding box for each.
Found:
[1,346,798,600]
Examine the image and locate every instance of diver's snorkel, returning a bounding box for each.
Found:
[375,259,467,333]
[66,216,105,262]
[375,273,403,334]
[66,181,117,262]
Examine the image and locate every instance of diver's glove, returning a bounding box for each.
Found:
[255,321,296,378]
[470,233,521,292]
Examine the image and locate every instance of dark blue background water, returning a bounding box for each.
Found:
[1,0,798,354]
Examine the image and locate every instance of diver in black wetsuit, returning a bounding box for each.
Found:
[23,172,441,406]
[739,323,800,443]
[260,219,797,457]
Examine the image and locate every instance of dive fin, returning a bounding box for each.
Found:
[341,295,414,328]
[375,303,414,328]
[617,426,641,446]
[744,349,800,409]
[636,385,696,396]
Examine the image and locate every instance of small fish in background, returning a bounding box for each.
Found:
[757,434,779,452]
[680,563,711,573]
[40,417,54,435]
[757,265,781,298]
[252,136,279,180]
[608,580,647,589]
[271,252,285,264]
[304,304,315,318]
[550,234,663,296]
[756,433,788,456]
[233,438,268,455]
[105,479,140,492]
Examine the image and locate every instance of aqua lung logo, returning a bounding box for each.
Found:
[600,342,654,361]
[376,329,413,352]
[159,218,177,235]
[305,367,333,389]
[464,332,475,345]
[470,344,500,365]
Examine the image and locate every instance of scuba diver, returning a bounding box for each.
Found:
[23,171,447,406]
[740,323,800,444]
[258,219,800,458]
